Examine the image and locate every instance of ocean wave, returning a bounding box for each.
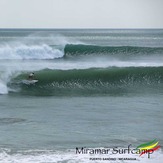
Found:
[13,67,163,85]
[64,44,163,56]
[1,59,163,95]
[8,67,163,96]
[0,43,163,60]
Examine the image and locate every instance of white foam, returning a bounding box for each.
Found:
[0,44,64,60]
[0,82,8,94]
[0,148,162,163]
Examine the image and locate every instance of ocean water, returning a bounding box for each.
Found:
[0,29,163,163]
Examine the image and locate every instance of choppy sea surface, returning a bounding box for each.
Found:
[0,29,163,162]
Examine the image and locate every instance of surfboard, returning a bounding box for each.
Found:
[22,79,38,85]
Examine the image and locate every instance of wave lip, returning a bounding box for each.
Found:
[0,44,64,60]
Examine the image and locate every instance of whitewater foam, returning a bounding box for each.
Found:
[0,148,162,163]
[0,82,8,94]
[0,44,64,60]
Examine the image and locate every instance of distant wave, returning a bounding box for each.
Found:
[0,44,163,60]
[64,44,163,56]
[8,67,163,96]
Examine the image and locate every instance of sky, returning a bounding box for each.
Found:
[0,0,163,28]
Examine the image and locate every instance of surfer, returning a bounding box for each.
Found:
[28,72,35,80]
[22,72,38,85]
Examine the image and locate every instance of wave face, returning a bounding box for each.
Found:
[64,44,163,56]
[8,67,163,96]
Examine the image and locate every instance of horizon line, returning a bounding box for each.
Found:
[0,28,163,30]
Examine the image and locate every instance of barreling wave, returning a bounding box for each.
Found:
[8,67,163,96]
[64,44,163,56]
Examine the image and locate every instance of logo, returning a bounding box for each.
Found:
[75,139,161,161]
[136,139,161,158]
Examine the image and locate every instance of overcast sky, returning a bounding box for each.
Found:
[0,0,163,28]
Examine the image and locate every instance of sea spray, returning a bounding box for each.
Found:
[0,81,8,94]
[0,44,64,60]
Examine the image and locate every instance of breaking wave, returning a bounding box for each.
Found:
[0,44,64,60]
[0,43,163,60]
[8,67,163,96]
[0,41,163,95]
